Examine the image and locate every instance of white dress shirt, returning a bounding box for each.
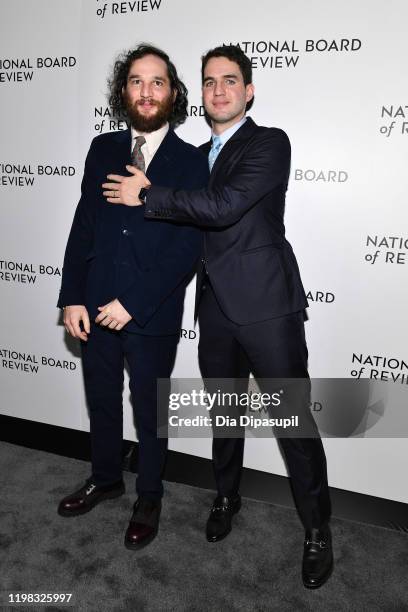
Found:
[131,122,169,170]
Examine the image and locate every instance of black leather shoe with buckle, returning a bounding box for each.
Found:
[124,497,162,550]
[302,525,333,589]
[206,494,241,542]
[57,478,125,517]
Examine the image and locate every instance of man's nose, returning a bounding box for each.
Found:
[140,82,153,98]
[214,81,225,96]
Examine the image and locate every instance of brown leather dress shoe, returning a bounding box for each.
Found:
[124,497,161,550]
[57,479,125,517]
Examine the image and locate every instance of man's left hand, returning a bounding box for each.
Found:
[95,299,132,330]
[102,165,150,206]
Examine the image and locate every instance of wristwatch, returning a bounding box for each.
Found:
[139,187,149,204]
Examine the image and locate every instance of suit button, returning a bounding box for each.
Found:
[122,229,129,235]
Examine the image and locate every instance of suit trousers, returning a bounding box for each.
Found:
[198,281,331,529]
[81,324,178,501]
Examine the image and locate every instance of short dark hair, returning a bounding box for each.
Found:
[201,44,254,112]
[108,44,188,127]
[201,44,253,86]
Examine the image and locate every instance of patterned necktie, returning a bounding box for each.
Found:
[131,135,146,171]
[208,135,222,171]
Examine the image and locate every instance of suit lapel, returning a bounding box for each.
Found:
[111,129,133,172]
[200,141,211,156]
[110,128,179,184]
[146,129,179,184]
[209,117,258,183]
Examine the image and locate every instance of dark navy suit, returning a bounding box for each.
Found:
[143,118,331,528]
[58,128,208,500]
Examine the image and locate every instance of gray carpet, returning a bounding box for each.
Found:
[1,441,407,611]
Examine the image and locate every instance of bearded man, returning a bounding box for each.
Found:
[57,44,208,550]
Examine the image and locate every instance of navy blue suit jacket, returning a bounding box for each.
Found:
[144,118,308,325]
[58,128,208,334]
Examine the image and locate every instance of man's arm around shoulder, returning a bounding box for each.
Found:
[145,128,290,227]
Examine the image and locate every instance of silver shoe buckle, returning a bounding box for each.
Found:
[305,539,327,549]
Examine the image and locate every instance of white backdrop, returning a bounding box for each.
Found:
[1,0,407,503]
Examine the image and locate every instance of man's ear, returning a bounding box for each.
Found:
[246,83,255,103]
[172,88,177,102]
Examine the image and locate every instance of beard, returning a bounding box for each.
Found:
[123,91,174,133]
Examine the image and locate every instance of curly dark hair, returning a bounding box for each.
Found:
[108,44,188,127]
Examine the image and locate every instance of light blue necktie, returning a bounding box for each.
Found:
[208,135,222,171]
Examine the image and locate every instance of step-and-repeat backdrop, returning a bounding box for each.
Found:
[1,0,407,502]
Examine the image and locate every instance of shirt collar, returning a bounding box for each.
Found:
[212,116,247,147]
[131,122,169,156]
